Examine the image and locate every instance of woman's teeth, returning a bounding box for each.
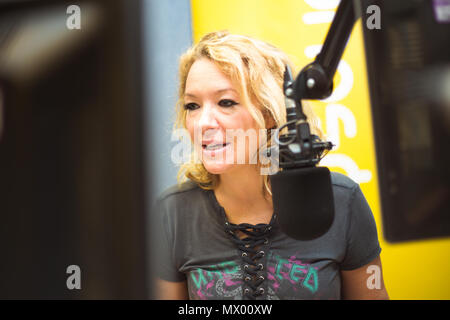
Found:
[204,143,229,150]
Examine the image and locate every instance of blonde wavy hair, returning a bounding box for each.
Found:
[173,31,322,197]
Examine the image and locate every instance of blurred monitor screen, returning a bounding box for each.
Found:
[361,0,450,242]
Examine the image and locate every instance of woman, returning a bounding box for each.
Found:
[154,31,389,300]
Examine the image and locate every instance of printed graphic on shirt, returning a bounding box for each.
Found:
[188,261,243,299]
[187,252,323,300]
[266,253,319,299]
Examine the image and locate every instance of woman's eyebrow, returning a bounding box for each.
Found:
[184,88,237,98]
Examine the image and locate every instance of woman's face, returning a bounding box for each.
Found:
[184,58,261,175]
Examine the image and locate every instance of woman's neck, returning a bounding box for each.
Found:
[214,165,273,225]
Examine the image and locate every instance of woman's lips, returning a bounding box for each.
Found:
[202,142,231,157]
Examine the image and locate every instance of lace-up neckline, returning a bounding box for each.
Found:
[208,189,276,300]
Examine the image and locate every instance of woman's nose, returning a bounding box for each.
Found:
[197,104,219,131]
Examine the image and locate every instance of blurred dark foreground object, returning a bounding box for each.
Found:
[361,0,450,242]
[0,0,149,298]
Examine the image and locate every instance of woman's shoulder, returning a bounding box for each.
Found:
[156,180,200,202]
[329,171,363,209]
[329,171,359,191]
[154,180,212,226]
[154,180,207,212]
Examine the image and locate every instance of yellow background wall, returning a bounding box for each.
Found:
[191,0,450,299]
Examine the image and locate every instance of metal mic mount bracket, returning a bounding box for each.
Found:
[292,62,333,101]
[279,71,321,169]
[293,0,357,102]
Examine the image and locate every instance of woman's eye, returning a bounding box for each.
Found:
[219,99,238,107]
[184,103,199,111]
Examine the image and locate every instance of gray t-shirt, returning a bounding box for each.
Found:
[154,172,381,300]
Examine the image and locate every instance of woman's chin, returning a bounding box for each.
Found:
[202,161,234,175]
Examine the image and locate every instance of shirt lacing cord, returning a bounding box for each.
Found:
[224,218,275,300]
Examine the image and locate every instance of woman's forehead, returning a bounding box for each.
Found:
[185,59,240,96]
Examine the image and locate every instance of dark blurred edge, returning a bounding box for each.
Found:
[0,0,150,298]
[359,0,450,243]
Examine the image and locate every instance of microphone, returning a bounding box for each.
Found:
[269,65,335,241]
[269,0,357,240]
[270,166,335,241]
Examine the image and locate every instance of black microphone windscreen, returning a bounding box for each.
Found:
[270,166,335,241]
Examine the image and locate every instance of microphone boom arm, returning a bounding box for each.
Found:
[279,0,359,169]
